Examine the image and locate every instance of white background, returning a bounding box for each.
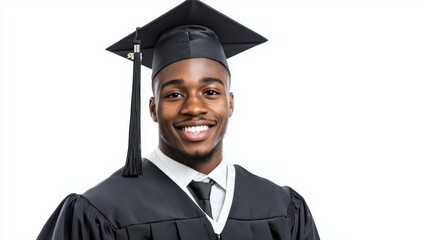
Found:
[1,0,428,239]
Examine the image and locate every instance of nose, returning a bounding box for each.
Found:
[180,92,208,116]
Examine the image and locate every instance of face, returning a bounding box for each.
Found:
[150,58,234,171]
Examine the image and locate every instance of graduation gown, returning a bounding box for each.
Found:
[37,160,320,240]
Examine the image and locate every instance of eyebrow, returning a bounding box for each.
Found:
[159,79,184,92]
[200,77,225,86]
[159,77,225,91]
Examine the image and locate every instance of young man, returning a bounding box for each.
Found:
[38,1,320,239]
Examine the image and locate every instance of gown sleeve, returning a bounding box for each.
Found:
[37,194,117,240]
[286,187,320,240]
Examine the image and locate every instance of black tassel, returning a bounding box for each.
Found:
[123,28,143,177]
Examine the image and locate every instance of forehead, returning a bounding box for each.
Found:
[153,58,230,90]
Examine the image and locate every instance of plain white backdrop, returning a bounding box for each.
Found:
[1,0,427,239]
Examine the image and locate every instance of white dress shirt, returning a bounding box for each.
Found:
[145,148,235,234]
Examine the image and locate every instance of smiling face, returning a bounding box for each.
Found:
[150,58,234,174]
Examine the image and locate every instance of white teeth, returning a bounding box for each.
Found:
[183,125,209,133]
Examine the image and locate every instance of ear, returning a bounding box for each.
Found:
[229,92,234,117]
[149,97,158,122]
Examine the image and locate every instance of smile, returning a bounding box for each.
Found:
[182,125,210,133]
[176,124,213,142]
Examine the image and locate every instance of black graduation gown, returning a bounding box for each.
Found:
[37,160,320,240]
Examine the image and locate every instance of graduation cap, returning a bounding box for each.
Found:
[107,0,267,177]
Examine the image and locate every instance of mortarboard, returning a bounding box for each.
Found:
[107,0,267,177]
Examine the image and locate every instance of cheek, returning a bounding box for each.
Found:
[213,99,230,115]
[157,105,170,122]
[209,101,231,127]
[157,102,178,125]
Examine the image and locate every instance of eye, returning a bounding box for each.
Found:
[165,92,183,99]
[204,90,219,96]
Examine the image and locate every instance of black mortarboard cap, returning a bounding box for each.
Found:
[108,0,267,177]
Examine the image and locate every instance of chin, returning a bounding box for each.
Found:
[174,144,220,166]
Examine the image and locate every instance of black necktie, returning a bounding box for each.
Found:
[188,180,215,218]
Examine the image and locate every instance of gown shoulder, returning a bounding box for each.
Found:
[284,186,320,240]
[232,165,320,240]
[37,193,117,240]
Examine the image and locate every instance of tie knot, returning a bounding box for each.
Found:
[188,180,214,200]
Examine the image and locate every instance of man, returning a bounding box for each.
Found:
[38,1,320,239]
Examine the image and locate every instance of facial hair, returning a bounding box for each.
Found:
[172,142,221,168]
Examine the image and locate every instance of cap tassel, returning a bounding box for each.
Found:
[123,28,143,177]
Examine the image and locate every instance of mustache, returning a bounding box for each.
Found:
[174,118,216,128]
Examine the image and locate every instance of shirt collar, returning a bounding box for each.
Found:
[207,157,227,190]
